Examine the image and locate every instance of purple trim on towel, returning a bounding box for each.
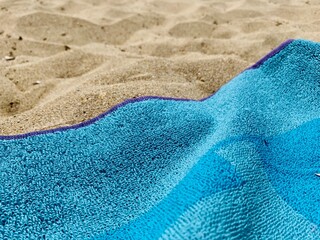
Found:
[0,39,295,140]
[247,39,294,70]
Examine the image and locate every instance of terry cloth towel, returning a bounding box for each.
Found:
[1,39,320,239]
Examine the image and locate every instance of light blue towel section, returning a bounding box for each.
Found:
[1,39,320,239]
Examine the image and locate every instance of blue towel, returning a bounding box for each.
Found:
[1,39,320,239]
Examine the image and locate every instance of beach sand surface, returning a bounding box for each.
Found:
[0,0,319,134]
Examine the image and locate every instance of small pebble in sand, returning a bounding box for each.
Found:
[33,81,41,85]
[4,56,15,61]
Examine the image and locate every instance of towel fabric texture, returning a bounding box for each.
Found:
[1,39,320,239]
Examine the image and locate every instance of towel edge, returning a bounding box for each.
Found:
[0,39,298,140]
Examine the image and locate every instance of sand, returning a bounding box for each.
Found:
[0,0,319,135]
